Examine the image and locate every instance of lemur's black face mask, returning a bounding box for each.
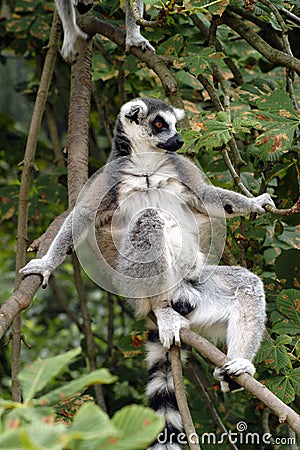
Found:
[157,134,184,151]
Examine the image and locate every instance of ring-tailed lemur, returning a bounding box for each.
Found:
[55,0,155,60]
[20,98,273,450]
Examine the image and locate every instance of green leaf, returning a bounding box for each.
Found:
[19,348,81,403]
[275,335,292,346]
[255,334,290,372]
[195,116,232,150]
[264,367,300,404]
[253,90,300,154]
[182,48,224,76]
[36,369,117,406]
[277,225,300,250]
[69,404,120,450]
[110,405,165,450]
[272,289,300,335]
[256,89,297,117]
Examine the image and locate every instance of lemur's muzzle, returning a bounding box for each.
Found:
[157,134,184,151]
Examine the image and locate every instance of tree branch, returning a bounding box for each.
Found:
[131,0,165,27]
[179,327,300,436]
[170,346,201,450]
[67,35,93,206]
[11,10,62,402]
[223,11,300,75]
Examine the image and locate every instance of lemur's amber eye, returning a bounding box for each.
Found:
[155,121,163,129]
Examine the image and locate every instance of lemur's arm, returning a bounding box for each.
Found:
[174,155,275,217]
[19,208,91,288]
[20,167,115,287]
[201,186,275,217]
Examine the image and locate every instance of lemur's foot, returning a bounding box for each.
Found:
[214,358,255,393]
[125,34,155,53]
[19,258,52,288]
[155,308,189,349]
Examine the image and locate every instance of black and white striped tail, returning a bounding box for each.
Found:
[146,330,186,450]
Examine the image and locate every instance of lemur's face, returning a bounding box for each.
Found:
[119,98,185,153]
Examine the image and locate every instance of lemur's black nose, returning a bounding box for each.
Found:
[157,134,184,151]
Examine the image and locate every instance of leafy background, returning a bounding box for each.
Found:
[0,0,299,448]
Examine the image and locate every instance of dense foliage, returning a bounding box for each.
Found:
[0,0,299,448]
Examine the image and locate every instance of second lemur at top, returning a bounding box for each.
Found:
[55,0,155,60]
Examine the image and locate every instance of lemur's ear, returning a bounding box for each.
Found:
[173,108,185,121]
[121,100,148,125]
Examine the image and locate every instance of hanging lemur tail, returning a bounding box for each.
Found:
[146,329,186,450]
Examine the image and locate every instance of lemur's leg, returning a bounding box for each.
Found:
[215,268,265,391]
[189,266,266,392]
[146,328,187,450]
[123,0,155,52]
[55,0,88,61]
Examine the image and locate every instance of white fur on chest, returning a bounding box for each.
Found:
[118,153,183,203]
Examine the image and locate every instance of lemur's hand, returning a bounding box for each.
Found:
[19,257,52,288]
[251,193,275,214]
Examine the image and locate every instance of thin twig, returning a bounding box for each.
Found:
[197,73,246,169]
[72,253,107,411]
[259,0,298,109]
[91,84,113,147]
[261,409,276,444]
[131,0,163,27]
[223,11,300,75]
[288,427,298,450]
[280,7,300,26]
[190,13,243,85]
[265,196,300,215]
[188,358,239,450]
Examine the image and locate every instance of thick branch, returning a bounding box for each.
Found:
[180,328,300,436]
[67,37,92,206]
[78,15,188,123]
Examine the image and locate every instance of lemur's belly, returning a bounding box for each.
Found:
[97,183,203,279]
